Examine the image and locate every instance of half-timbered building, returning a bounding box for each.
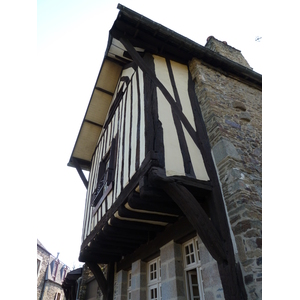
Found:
[68,4,262,300]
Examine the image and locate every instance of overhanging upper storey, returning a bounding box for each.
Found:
[68,3,261,172]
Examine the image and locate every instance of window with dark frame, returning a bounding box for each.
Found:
[91,137,117,208]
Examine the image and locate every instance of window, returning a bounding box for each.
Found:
[91,137,117,208]
[147,258,161,300]
[183,238,205,300]
[54,292,61,300]
[37,259,41,275]
[37,254,43,277]
[127,270,132,300]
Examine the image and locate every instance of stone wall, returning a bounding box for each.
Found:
[78,264,104,300]
[205,36,252,69]
[197,236,224,300]
[189,54,262,299]
[37,246,51,300]
[42,281,65,300]
[37,242,70,300]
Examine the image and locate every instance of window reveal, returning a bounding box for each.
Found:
[183,238,205,300]
[37,259,41,275]
[147,258,161,300]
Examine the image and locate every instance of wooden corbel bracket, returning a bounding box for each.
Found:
[148,167,227,263]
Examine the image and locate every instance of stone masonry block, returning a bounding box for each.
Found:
[212,138,241,165]
[160,240,182,262]
[161,278,185,299]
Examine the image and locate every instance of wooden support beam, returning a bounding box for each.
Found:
[107,262,115,300]
[85,262,108,299]
[148,167,247,300]
[117,216,194,271]
[72,158,88,189]
[153,178,227,262]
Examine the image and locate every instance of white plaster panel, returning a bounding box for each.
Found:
[154,55,185,176]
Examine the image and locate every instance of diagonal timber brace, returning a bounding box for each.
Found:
[72,158,88,189]
[85,262,114,300]
[148,167,226,262]
[148,167,247,300]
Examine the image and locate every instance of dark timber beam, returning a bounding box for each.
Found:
[119,37,203,153]
[117,216,194,271]
[95,86,114,96]
[85,262,108,299]
[149,167,247,300]
[72,158,88,189]
[106,262,115,300]
[149,168,226,262]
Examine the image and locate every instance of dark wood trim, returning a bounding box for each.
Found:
[128,72,133,181]
[94,86,114,96]
[119,37,203,156]
[103,84,125,130]
[84,119,103,128]
[80,150,159,252]
[107,262,115,300]
[72,158,88,189]
[169,175,213,190]
[92,182,113,216]
[149,174,226,262]
[135,68,141,171]
[143,54,155,155]
[85,262,108,299]
[120,85,128,190]
[143,53,165,168]
[166,58,195,177]
[108,215,165,232]
[122,61,138,71]
[81,253,121,264]
[117,216,194,271]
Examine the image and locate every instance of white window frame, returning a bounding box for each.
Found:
[54,292,61,300]
[147,257,161,300]
[37,254,43,277]
[127,270,132,300]
[183,238,205,300]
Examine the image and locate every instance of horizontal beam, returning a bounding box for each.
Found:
[117,216,194,271]
[95,86,114,96]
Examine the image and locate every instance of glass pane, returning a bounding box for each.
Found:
[185,245,190,254]
[150,288,158,300]
[191,274,198,285]
[192,286,199,296]
[188,271,200,300]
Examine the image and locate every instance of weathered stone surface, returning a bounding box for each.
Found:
[190,57,262,299]
[239,111,251,122]
[205,36,252,69]
[212,138,241,165]
[37,241,71,300]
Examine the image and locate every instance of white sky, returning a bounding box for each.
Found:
[4,1,300,298]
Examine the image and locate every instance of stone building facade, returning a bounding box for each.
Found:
[37,239,71,300]
[190,36,262,299]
